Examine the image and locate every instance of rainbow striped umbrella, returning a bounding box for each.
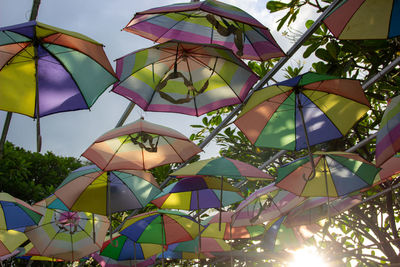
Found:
[0,21,117,151]
[201,211,265,240]
[112,41,259,116]
[24,198,110,261]
[376,95,400,166]
[323,0,400,39]
[172,236,231,253]
[100,234,163,261]
[123,0,285,61]
[82,118,202,171]
[151,176,243,210]
[0,192,42,230]
[54,165,161,216]
[284,194,362,227]
[16,242,64,262]
[275,152,380,197]
[234,72,370,151]
[231,183,305,227]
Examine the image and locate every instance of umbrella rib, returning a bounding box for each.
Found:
[3,31,35,58]
[101,135,131,171]
[160,136,187,163]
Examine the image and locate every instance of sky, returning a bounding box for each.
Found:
[0,0,315,160]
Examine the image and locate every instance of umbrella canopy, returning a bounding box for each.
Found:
[170,156,272,180]
[234,72,371,151]
[0,20,117,118]
[82,117,202,171]
[160,243,214,259]
[119,210,203,246]
[0,192,42,230]
[100,233,164,261]
[123,0,285,61]
[284,194,362,227]
[54,165,161,216]
[231,183,305,227]
[376,95,400,166]
[263,216,320,252]
[112,40,259,116]
[275,151,380,197]
[172,236,231,253]
[16,242,64,262]
[201,211,265,240]
[0,229,28,257]
[25,198,110,261]
[323,0,400,39]
[151,176,243,210]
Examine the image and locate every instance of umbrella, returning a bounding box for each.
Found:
[284,194,362,227]
[0,229,28,257]
[0,192,42,230]
[123,0,285,61]
[82,117,202,171]
[160,243,214,259]
[234,72,370,151]
[275,151,380,197]
[16,242,64,262]
[263,216,320,252]
[201,211,265,240]
[100,233,164,261]
[0,21,117,151]
[119,209,203,267]
[54,165,161,216]
[376,95,400,166]
[24,197,110,261]
[112,40,259,116]
[323,0,400,39]
[151,176,243,210]
[170,156,272,228]
[92,253,157,267]
[231,183,305,227]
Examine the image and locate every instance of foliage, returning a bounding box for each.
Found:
[0,141,83,203]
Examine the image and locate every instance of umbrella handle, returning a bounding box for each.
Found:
[249,196,273,224]
[302,153,316,181]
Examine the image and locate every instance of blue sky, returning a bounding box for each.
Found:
[0,0,312,160]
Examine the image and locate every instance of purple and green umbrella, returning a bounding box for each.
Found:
[151,176,243,210]
[0,192,42,230]
[376,95,400,167]
[275,152,380,197]
[231,183,305,227]
[323,0,400,40]
[112,40,259,116]
[123,0,285,61]
[0,21,117,151]
[54,165,161,216]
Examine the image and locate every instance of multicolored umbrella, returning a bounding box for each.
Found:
[24,198,110,261]
[123,0,285,61]
[112,41,259,116]
[151,176,243,210]
[0,192,42,230]
[82,117,202,171]
[16,242,64,262]
[54,165,161,216]
[234,72,370,151]
[275,152,380,197]
[201,211,265,240]
[263,216,320,252]
[119,210,202,246]
[119,210,203,266]
[376,95,400,166]
[171,156,272,180]
[160,243,214,259]
[231,183,305,227]
[0,21,117,151]
[284,194,362,227]
[0,229,28,257]
[100,233,164,261]
[323,0,400,39]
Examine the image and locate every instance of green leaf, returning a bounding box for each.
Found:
[315,48,334,61]
[277,12,290,31]
[266,1,289,12]
[326,42,339,60]
[303,42,320,58]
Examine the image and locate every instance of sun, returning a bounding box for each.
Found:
[287,246,329,267]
